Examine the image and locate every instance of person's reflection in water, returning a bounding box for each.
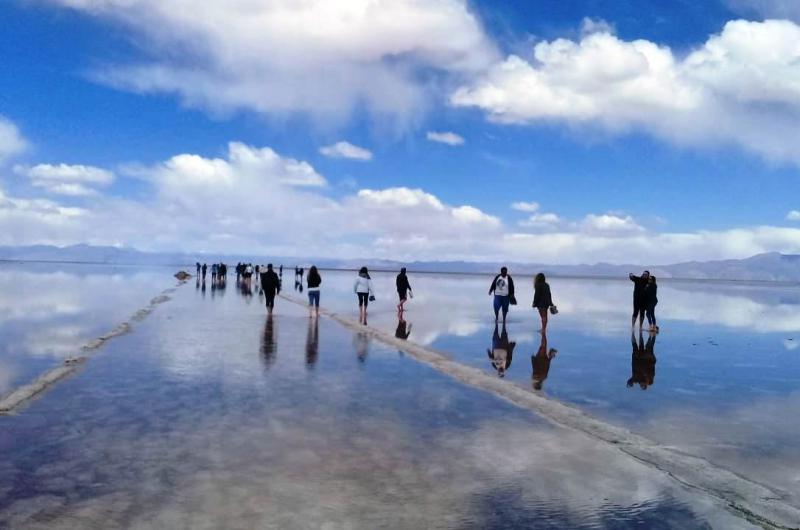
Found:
[395,314,412,340]
[260,314,277,370]
[305,318,319,368]
[487,322,515,377]
[354,332,369,363]
[531,331,558,390]
[627,330,657,390]
[201,280,206,298]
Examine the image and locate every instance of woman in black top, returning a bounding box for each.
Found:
[644,275,658,333]
[532,273,553,333]
[396,268,412,313]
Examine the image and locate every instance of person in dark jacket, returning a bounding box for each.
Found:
[201,263,207,282]
[260,263,281,315]
[532,272,553,333]
[629,270,650,329]
[644,275,659,333]
[307,265,321,318]
[488,267,515,323]
[396,267,412,313]
[487,322,515,378]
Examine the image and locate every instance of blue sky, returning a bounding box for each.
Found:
[1,0,800,264]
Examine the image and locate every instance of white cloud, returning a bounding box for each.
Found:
[426,131,465,146]
[726,0,800,21]
[787,210,800,221]
[319,141,373,161]
[451,19,800,165]
[14,163,115,196]
[0,117,28,163]
[519,212,561,228]
[511,201,539,212]
[581,213,645,234]
[48,0,498,128]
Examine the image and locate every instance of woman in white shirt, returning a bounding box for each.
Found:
[353,266,374,325]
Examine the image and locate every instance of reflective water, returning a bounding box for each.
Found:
[0,266,757,528]
[293,270,800,501]
[0,263,176,395]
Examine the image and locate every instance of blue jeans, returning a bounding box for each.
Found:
[493,295,509,318]
[308,290,320,307]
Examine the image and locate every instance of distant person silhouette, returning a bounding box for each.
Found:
[396,267,413,313]
[531,331,558,390]
[279,264,283,278]
[196,262,201,276]
[488,266,515,323]
[395,314,412,340]
[354,266,374,325]
[645,275,659,333]
[627,330,657,390]
[201,263,207,282]
[260,314,276,370]
[211,263,218,283]
[307,265,321,318]
[260,263,281,315]
[305,318,319,368]
[487,322,516,377]
[629,270,650,329]
[532,272,554,333]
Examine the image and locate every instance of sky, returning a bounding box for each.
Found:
[1,0,800,264]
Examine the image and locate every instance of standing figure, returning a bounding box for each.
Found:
[629,270,650,329]
[396,267,413,313]
[196,262,201,276]
[353,266,374,325]
[201,263,207,282]
[532,273,553,333]
[307,265,322,318]
[211,263,218,284]
[645,276,659,333]
[260,263,281,315]
[488,266,515,323]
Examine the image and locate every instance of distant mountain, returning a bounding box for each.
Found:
[1,245,799,282]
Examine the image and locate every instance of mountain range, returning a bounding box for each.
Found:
[1,245,799,282]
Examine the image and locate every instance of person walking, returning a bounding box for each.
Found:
[629,270,650,329]
[488,266,515,323]
[307,265,322,318]
[645,275,659,333]
[260,263,281,315]
[354,266,374,325]
[211,263,218,284]
[396,267,412,313]
[196,262,201,276]
[201,263,207,282]
[532,272,553,333]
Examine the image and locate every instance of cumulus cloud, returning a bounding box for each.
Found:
[787,210,800,221]
[451,19,800,165]
[519,212,561,228]
[581,213,645,234]
[426,131,465,146]
[319,141,373,161]
[14,163,114,196]
[47,0,498,128]
[726,0,800,21]
[0,116,28,163]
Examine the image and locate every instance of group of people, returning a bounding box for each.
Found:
[487,267,556,332]
[196,262,228,285]
[629,270,659,333]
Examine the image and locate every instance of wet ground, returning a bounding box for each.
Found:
[1,265,798,528]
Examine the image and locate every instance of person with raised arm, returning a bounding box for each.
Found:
[629,270,650,329]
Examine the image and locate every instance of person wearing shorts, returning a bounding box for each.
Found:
[488,266,515,324]
[395,267,412,313]
[354,266,374,325]
[307,265,322,318]
[260,263,280,315]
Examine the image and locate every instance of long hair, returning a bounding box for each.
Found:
[535,272,546,285]
[359,266,370,279]
[309,265,320,282]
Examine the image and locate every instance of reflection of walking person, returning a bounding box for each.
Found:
[627,330,657,390]
[307,265,321,318]
[260,314,276,370]
[354,266,374,325]
[305,318,319,367]
[395,315,412,340]
[531,331,558,390]
[396,267,412,313]
[488,267,515,323]
[629,270,650,329]
[487,322,516,377]
[532,272,554,333]
[645,275,659,333]
[260,263,281,315]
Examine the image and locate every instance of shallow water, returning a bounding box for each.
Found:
[287,269,800,501]
[0,263,177,395]
[0,266,760,528]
